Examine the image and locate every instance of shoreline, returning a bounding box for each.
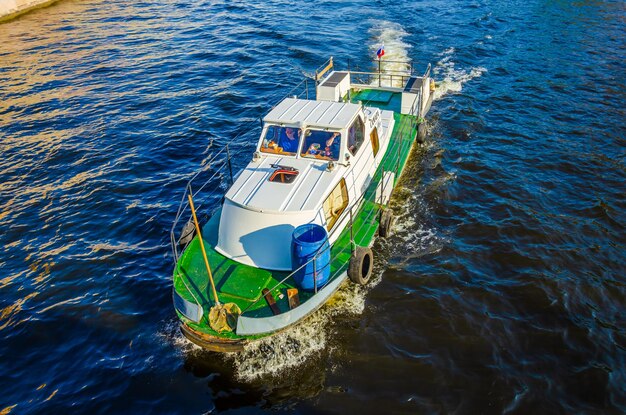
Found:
[0,0,60,23]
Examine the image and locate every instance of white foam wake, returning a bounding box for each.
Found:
[226,275,377,382]
[225,314,328,381]
[368,21,412,88]
[433,47,487,100]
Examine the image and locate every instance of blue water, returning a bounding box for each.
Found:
[1,0,624,413]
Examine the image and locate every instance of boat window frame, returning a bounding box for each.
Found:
[323,178,349,231]
[300,128,342,162]
[370,127,380,157]
[347,115,365,156]
[258,124,303,157]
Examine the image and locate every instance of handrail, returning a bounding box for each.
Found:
[348,69,412,77]
[315,56,334,81]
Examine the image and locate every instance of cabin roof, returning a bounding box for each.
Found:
[263,98,360,130]
[225,155,343,213]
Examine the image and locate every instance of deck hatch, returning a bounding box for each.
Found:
[269,168,299,184]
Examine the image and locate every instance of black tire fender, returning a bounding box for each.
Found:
[179,219,196,249]
[379,209,395,238]
[417,122,427,144]
[348,246,373,285]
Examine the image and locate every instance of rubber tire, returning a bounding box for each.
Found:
[417,122,427,144]
[179,219,196,248]
[348,246,373,285]
[379,209,394,238]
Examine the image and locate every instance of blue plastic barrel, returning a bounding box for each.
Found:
[291,223,331,291]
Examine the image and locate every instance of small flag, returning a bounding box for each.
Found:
[376,44,385,59]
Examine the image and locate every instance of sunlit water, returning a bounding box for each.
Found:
[1,0,624,413]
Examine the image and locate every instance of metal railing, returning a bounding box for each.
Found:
[349,71,411,89]
[346,57,415,75]
[348,57,414,89]
[314,56,430,90]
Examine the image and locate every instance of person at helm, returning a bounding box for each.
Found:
[279,127,300,153]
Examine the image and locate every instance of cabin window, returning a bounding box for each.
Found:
[348,117,365,156]
[260,125,302,156]
[301,129,341,161]
[370,127,379,157]
[323,178,349,231]
[269,168,299,184]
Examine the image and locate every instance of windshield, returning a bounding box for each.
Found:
[260,125,301,156]
[300,129,341,161]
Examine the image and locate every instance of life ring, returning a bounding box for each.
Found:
[348,246,373,285]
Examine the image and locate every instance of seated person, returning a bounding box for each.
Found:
[324,132,340,159]
[278,127,300,153]
[302,130,340,160]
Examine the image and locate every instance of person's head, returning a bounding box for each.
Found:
[285,128,296,139]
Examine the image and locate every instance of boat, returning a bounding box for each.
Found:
[170,57,435,352]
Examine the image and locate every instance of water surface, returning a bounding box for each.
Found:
[0,0,624,413]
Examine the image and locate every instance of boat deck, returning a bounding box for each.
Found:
[173,89,417,340]
[351,89,402,113]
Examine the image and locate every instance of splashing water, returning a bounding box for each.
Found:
[388,186,445,264]
[159,318,203,354]
[368,21,412,87]
[366,24,486,99]
[159,277,374,382]
[433,47,487,100]
[226,274,378,382]
[225,314,328,381]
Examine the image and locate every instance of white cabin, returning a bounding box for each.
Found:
[215,97,396,270]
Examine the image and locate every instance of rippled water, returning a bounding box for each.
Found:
[1,0,624,413]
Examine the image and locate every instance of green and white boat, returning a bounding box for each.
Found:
[170,58,435,352]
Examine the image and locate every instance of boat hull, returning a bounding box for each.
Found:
[180,322,247,352]
[236,273,347,335]
[180,276,348,352]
